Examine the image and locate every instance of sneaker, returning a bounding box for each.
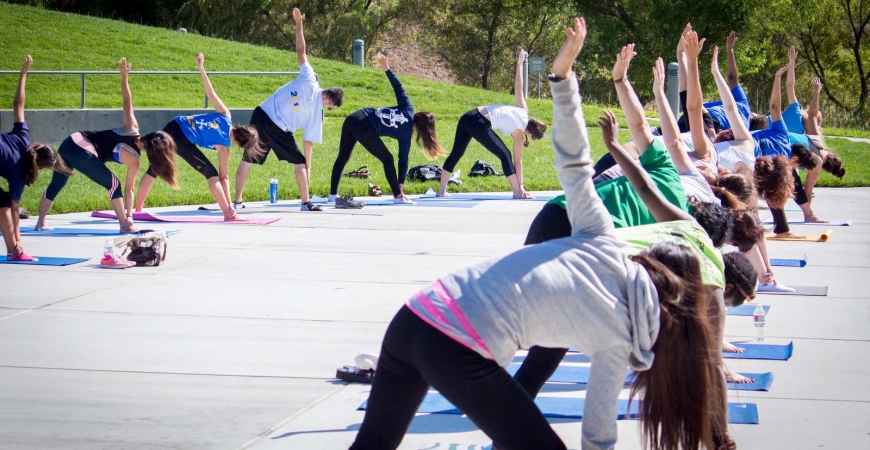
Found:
[393,197,416,205]
[335,196,365,209]
[335,365,374,384]
[301,201,323,211]
[10,251,38,262]
[232,202,245,210]
[100,253,136,269]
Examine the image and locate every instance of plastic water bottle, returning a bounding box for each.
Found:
[753,304,767,342]
[269,178,279,203]
[103,238,114,257]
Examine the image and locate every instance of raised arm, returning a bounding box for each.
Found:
[769,65,788,123]
[786,46,798,105]
[725,31,739,89]
[612,44,654,152]
[293,7,308,66]
[652,57,694,173]
[677,24,690,92]
[599,110,692,223]
[119,58,138,132]
[806,77,823,135]
[711,46,753,142]
[197,53,229,117]
[551,17,613,237]
[515,49,528,110]
[682,30,711,161]
[376,52,411,108]
[12,55,33,123]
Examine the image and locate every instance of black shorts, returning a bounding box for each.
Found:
[244,106,305,165]
[0,187,11,209]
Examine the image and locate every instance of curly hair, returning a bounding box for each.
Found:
[754,155,794,209]
[728,209,763,252]
[723,251,758,307]
[691,202,732,248]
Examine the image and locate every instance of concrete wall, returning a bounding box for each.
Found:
[0,108,254,145]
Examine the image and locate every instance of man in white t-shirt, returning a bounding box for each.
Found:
[234,7,344,212]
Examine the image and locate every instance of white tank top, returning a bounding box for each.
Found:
[715,141,755,172]
[485,105,529,136]
[678,132,719,173]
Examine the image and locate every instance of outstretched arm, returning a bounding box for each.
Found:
[197,53,230,117]
[612,44,654,153]
[515,49,528,110]
[786,46,798,105]
[652,57,694,173]
[376,52,411,109]
[806,77,823,135]
[682,30,711,161]
[293,7,308,66]
[725,31,739,89]
[711,47,753,142]
[119,58,139,132]
[13,55,33,123]
[599,110,692,223]
[769,65,788,123]
[677,23,690,92]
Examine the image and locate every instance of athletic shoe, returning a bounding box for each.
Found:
[301,201,323,211]
[336,365,374,384]
[100,253,136,269]
[232,202,245,210]
[393,197,416,205]
[335,196,365,209]
[10,252,38,262]
[757,282,795,293]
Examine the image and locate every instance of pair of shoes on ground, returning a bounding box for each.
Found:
[233,200,323,212]
[6,251,37,262]
[100,253,136,269]
[343,165,371,179]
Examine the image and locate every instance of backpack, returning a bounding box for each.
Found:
[121,232,169,267]
[469,160,501,177]
[407,164,442,182]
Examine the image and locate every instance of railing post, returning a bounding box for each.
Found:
[522,51,529,99]
[667,62,679,118]
[81,73,86,109]
[353,39,364,67]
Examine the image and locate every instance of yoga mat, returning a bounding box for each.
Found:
[722,341,793,360]
[759,285,828,296]
[0,256,90,266]
[419,188,557,202]
[727,372,774,391]
[360,394,759,424]
[765,229,832,242]
[763,218,851,226]
[770,256,808,267]
[17,227,181,237]
[726,304,771,316]
[309,195,398,206]
[91,211,279,225]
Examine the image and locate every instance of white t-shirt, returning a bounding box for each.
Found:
[485,105,528,136]
[680,166,720,205]
[259,63,325,143]
[715,141,755,172]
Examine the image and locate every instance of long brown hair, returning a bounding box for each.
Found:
[524,118,547,148]
[822,151,846,179]
[231,124,266,160]
[23,143,70,185]
[711,173,753,210]
[141,131,178,188]
[629,242,721,450]
[754,155,793,209]
[413,112,445,160]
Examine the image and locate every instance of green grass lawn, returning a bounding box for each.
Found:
[1,3,867,215]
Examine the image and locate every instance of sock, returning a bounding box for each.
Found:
[328,194,338,202]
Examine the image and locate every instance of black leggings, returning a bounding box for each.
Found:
[442,109,516,176]
[770,168,810,234]
[45,138,122,201]
[351,306,566,450]
[147,120,218,180]
[330,110,400,196]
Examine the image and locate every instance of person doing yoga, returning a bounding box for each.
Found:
[233,7,344,212]
[350,20,727,450]
[135,53,263,220]
[436,50,546,199]
[328,53,443,208]
[0,55,67,261]
[36,58,178,235]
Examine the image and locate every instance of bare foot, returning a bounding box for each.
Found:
[775,231,806,239]
[34,223,53,231]
[514,190,535,199]
[722,341,745,353]
[725,366,754,384]
[436,190,451,198]
[803,215,829,224]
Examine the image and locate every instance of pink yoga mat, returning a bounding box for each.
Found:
[91,211,280,225]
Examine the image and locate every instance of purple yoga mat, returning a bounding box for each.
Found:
[91,211,280,225]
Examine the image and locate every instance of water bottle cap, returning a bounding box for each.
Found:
[270,178,278,183]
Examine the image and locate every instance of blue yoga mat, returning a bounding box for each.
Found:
[0,256,90,266]
[18,227,182,237]
[360,393,759,424]
[722,341,793,360]
[726,304,771,316]
[727,372,774,391]
[770,257,807,267]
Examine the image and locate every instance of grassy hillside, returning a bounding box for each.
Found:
[0,3,865,214]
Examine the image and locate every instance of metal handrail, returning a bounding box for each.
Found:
[0,70,299,109]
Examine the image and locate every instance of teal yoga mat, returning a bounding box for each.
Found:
[0,256,90,266]
[722,341,793,360]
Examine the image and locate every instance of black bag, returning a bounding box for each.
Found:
[469,160,501,177]
[122,233,169,267]
[407,164,442,182]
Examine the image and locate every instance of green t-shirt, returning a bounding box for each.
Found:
[548,140,689,228]
[613,220,725,289]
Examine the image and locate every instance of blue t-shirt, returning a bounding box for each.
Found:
[174,113,232,149]
[0,122,29,202]
[704,84,751,131]
[769,102,804,135]
[752,119,791,157]
[363,70,414,184]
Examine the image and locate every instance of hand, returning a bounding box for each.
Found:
[597,110,620,149]
[374,52,389,71]
[612,43,636,81]
[682,30,705,60]
[788,45,798,63]
[775,65,788,78]
[676,23,691,56]
[711,46,721,75]
[812,76,823,92]
[552,17,587,79]
[119,57,131,76]
[726,31,737,53]
[21,55,33,75]
[652,57,665,93]
[292,7,305,23]
[517,48,526,63]
[196,53,204,70]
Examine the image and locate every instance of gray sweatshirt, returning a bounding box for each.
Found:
[406,75,660,450]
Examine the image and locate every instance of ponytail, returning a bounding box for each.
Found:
[232,124,266,161]
[24,143,69,185]
[412,112,445,160]
[141,131,179,188]
[821,152,846,180]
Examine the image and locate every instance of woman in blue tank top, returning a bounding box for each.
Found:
[135,54,264,221]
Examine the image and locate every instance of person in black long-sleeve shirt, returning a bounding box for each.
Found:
[329,53,444,207]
